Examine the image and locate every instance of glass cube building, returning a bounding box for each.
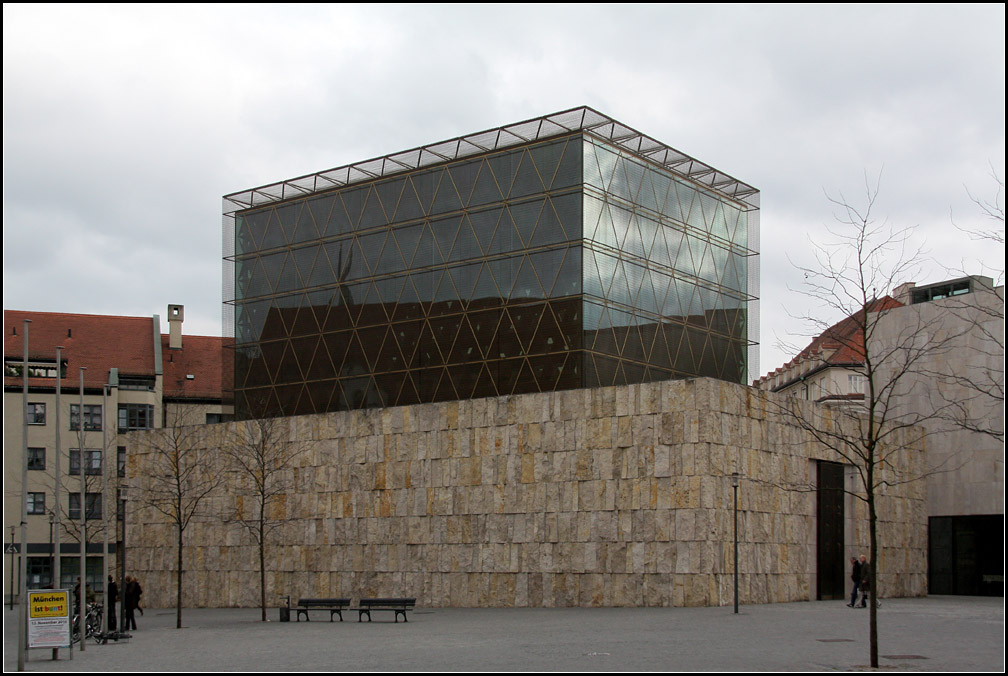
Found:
[223,107,759,419]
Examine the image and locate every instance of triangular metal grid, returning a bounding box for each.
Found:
[232,129,754,417]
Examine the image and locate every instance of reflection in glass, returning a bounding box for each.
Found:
[232,128,756,418]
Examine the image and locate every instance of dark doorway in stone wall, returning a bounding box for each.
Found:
[817,460,846,600]
[929,515,1005,596]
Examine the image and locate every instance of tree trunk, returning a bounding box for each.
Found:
[259,517,266,622]
[176,525,183,629]
[868,490,878,668]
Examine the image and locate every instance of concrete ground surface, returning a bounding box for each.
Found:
[3,596,1004,672]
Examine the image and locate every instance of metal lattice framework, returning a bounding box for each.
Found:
[220,108,761,415]
[222,107,760,331]
[222,106,759,215]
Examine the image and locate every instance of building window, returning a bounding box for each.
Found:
[70,404,102,431]
[117,446,126,478]
[60,557,103,592]
[70,449,102,476]
[26,402,46,425]
[206,412,223,425]
[28,492,46,515]
[5,361,61,379]
[118,404,154,432]
[848,374,866,394]
[27,557,53,589]
[119,376,155,391]
[28,447,46,470]
[68,493,102,520]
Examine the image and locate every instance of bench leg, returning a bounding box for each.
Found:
[358,610,371,622]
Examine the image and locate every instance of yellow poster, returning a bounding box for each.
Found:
[30,591,69,618]
[28,590,71,648]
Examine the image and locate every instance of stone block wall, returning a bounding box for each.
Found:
[126,378,926,608]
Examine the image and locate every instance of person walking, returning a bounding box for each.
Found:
[107,575,119,631]
[847,556,861,607]
[134,577,144,616]
[857,554,872,608]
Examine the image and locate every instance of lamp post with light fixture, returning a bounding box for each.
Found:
[732,472,740,614]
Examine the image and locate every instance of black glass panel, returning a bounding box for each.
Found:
[529,197,566,248]
[509,199,542,248]
[510,150,545,199]
[529,138,565,189]
[469,160,503,208]
[375,177,407,221]
[448,159,480,208]
[359,187,388,230]
[341,187,368,231]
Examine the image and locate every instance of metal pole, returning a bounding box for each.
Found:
[77,366,86,653]
[101,385,109,637]
[8,526,14,611]
[49,511,54,584]
[48,510,57,661]
[19,319,32,671]
[732,472,739,615]
[54,346,63,592]
[120,488,127,633]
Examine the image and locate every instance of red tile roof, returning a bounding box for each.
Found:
[4,310,157,390]
[757,296,904,386]
[4,309,230,401]
[161,334,231,400]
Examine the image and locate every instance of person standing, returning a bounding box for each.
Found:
[857,554,872,608]
[847,556,861,607]
[107,576,119,631]
[124,576,139,630]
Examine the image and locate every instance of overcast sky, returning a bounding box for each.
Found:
[4,4,1004,377]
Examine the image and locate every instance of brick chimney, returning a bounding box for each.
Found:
[168,304,184,349]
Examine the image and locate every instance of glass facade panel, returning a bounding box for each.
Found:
[227,112,757,418]
[580,135,754,387]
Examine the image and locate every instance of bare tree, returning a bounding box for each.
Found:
[779,173,979,667]
[956,166,1005,247]
[136,406,222,628]
[935,170,1006,441]
[223,414,305,621]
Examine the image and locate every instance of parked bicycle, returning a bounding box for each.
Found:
[71,602,103,644]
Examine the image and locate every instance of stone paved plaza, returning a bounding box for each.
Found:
[4,596,1003,672]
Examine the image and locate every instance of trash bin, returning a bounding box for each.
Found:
[279,595,290,622]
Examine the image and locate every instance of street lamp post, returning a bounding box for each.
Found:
[19,318,31,671]
[8,526,14,611]
[48,511,55,587]
[117,486,130,634]
[77,366,87,653]
[732,472,740,615]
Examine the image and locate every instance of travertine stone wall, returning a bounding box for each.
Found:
[126,378,926,608]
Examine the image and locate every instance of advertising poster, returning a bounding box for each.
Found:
[28,589,71,648]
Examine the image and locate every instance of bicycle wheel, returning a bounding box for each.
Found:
[86,610,102,640]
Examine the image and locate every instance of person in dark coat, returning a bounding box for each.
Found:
[857,555,872,607]
[107,576,119,631]
[847,556,861,607]
[124,576,139,630]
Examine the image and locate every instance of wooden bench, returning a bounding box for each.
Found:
[355,598,416,623]
[295,598,351,622]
